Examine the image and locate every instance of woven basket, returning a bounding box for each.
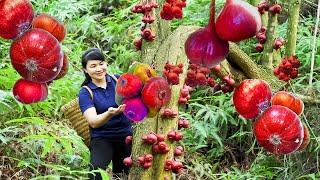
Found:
[61,98,90,146]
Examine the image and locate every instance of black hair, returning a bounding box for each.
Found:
[81,48,105,86]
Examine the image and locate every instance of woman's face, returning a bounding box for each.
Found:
[84,60,107,81]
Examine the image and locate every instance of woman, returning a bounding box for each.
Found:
[78,48,132,180]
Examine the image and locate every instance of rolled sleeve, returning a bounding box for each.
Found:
[78,88,94,114]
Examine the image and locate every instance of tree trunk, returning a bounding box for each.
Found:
[285,0,302,56]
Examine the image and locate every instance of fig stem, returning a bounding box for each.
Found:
[208,0,216,29]
[269,134,281,145]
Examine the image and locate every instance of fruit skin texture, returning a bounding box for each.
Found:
[13,78,48,104]
[233,79,272,119]
[116,73,143,98]
[0,0,34,39]
[254,105,304,155]
[271,91,304,116]
[123,97,148,122]
[141,77,171,109]
[215,0,261,42]
[32,13,66,42]
[297,124,310,151]
[10,28,63,83]
[128,62,157,83]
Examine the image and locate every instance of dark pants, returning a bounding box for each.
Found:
[89,137,131,180]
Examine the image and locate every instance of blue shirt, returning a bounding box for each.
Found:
[78,74,132,139]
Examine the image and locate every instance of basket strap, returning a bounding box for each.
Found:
[108,74,118,82]
[82,86,93,99]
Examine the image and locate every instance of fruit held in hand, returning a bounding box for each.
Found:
[13,79,48,104]
[123,97,148,122]
[215,0,261,42]
[233,79,272,119]
[254,105,303,154]
[10,28,63,83]
[128,62,157,83]
[0,0,34,39]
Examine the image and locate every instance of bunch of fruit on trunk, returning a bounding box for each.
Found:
[233,79,309,154]
[0,0,68,104]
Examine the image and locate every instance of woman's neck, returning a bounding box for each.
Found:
[92,77,107,88]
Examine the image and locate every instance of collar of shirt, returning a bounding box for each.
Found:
[87,74,112,89]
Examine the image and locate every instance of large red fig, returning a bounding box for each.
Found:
[13,78,48,104]
[215,0,261,42]
[254,105,303,155]
[233,79,272,119]
[185,1,229,68]
[116,73,143,98]
[123,97,148,122]
[0,0,34,39]
[141,77,171,109]
[10,28,63,83]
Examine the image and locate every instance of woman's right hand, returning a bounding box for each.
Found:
[107,104,126,116]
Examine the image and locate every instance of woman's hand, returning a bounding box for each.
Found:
[108,104,126,116]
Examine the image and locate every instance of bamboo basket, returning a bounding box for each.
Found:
[61,98,90,146]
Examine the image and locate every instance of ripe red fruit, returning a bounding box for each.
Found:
[156,134,165,142]
[13,79,48,104]
[141,77,172,109]
[271,91,304,115]
[297,124,310,151]
[174,146,184,156]
[32,13,66,42]
[215,0,262,42]
[256,43,264,52]
[125,136,132,145]
[143,162,152,169]
[172,6,183,19]
[0,0,34,39]
[233,79,272,119]
[185,27,229,68]
[123,97,148,122]
[146,133,158,144]
[254,105,303,154]
[144,154,153,162]
[10,28,63,83]
[167,72,179,85]
[123,157,133,167]
[54,52,69,80]
[134,39,142,50]
[167,131,176,140]
[116,73,143,98]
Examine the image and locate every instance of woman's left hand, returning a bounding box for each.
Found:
[108,104,126,116]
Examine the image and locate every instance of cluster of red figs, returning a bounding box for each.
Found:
[160,0,187,20]
[123,123,187,173]
[132,0,159,50]
[161,108,178,118]
[273,55,301,81]
[233,79,309,155]
[256,1,284,52]
[258,1,282,15]
[163,62,183,85]
[255,26,267,52]
[178,85,192,105]
[0,0,68,104]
